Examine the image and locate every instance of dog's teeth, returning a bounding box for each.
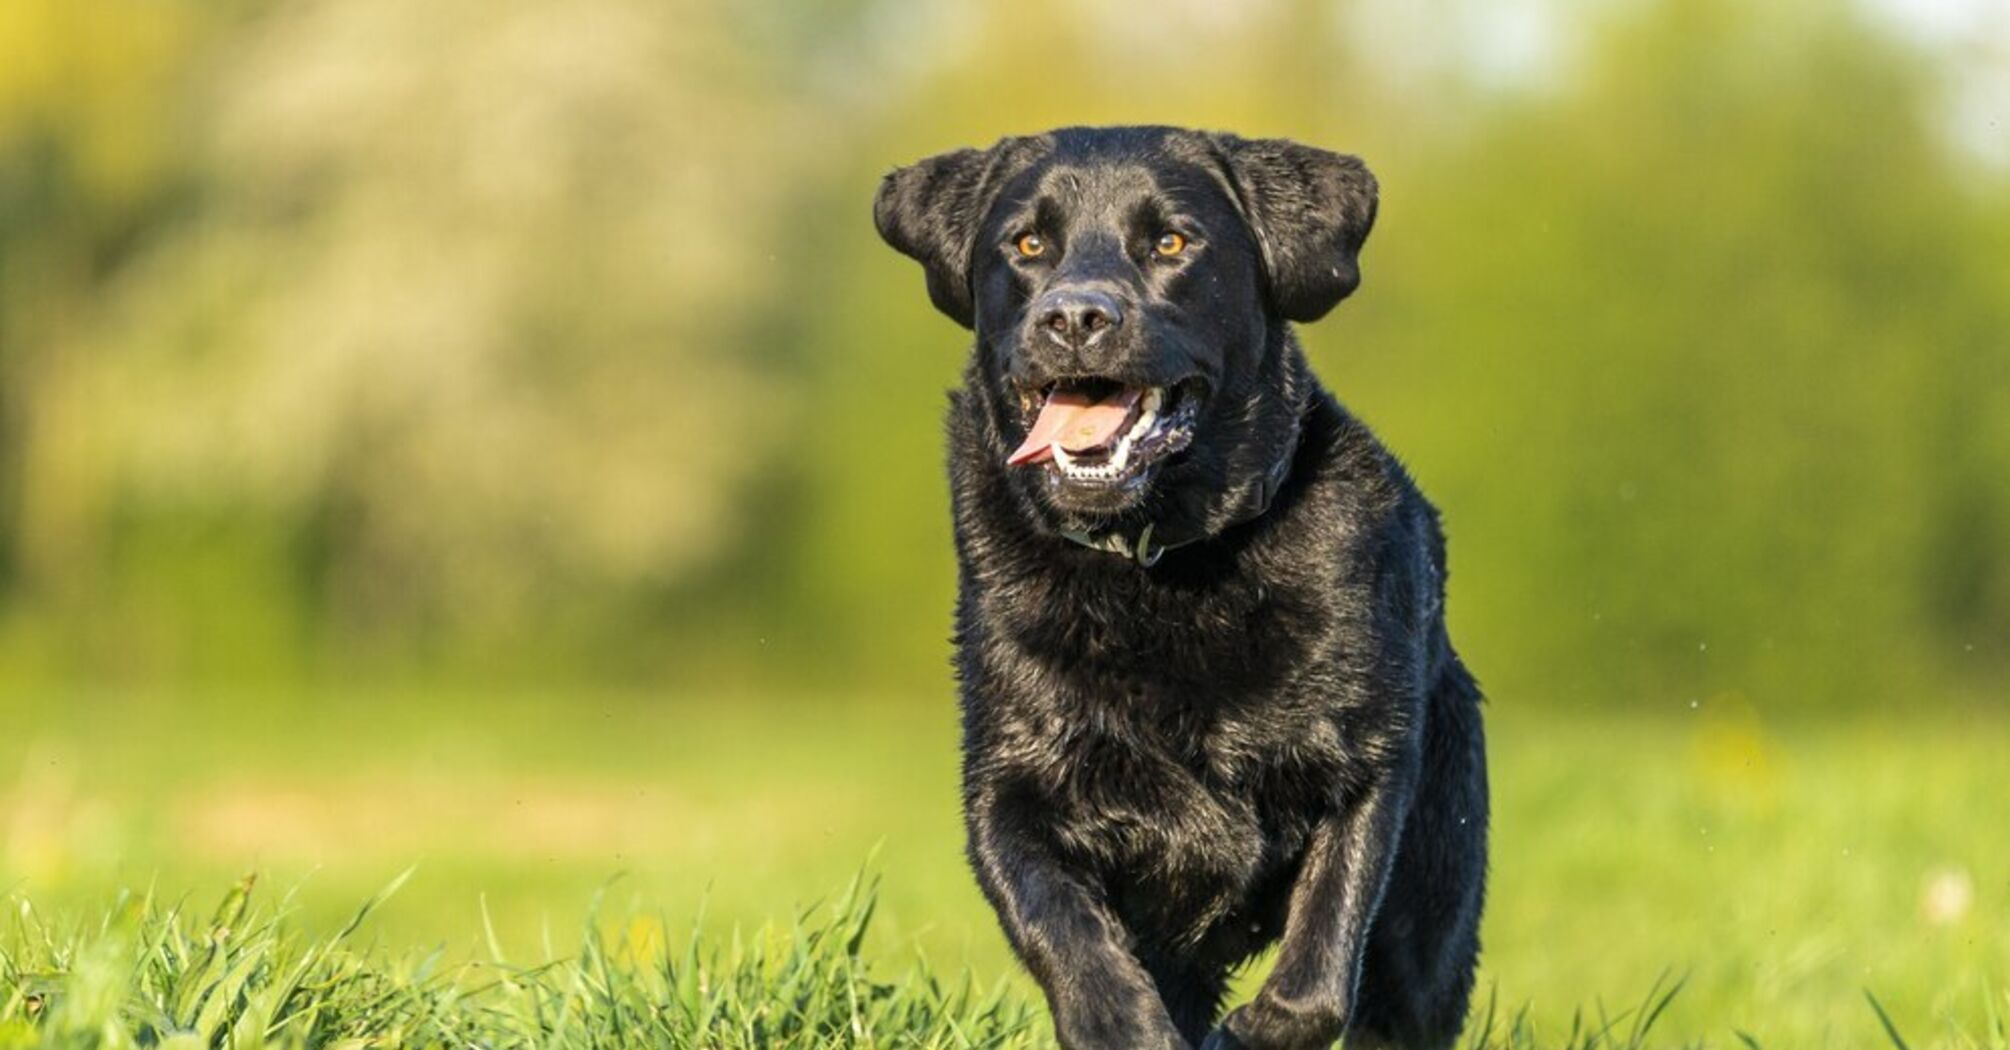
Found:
[1144,387,1163,413]
[1051,430,1149,483]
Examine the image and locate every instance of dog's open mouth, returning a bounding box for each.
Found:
[1007,377,1201,485]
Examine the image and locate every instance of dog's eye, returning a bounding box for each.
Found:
[1015,233,1046,258]
[1154,232,1187,257]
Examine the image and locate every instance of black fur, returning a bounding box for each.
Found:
[874,126,1488,1050]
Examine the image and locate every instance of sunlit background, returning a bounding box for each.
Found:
[2,0,2007,1043]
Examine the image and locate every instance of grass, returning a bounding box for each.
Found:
[2,687,2008,1046]
[0,871,1040,1049]
[1,875,2003,1049]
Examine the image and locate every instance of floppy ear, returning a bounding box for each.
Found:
[873,145,1007,329]
[1208,134,1379,323]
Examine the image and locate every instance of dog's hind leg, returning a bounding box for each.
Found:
[1347,664,1488,1050]
[1346,922,1479,1050]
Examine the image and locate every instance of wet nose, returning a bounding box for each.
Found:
[1035,289,1125,350]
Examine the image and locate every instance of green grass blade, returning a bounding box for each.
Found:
[1866,990,1913,1050]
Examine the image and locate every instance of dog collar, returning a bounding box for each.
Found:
[1058,413,1301,568]
[1059,520,1173,567]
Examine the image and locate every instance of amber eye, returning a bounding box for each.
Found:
[1154,232,1187,256]
[1015,233,1046,257]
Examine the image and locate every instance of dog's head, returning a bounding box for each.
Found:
[875,126,1376,527]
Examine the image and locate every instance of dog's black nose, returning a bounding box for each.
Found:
[1035,289,1124,349]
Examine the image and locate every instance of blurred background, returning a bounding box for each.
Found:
[2,0,2007,1043]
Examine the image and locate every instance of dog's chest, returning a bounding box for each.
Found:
[965,516,1363,946]
[1017,678,1348,948]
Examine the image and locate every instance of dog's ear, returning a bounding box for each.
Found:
[1208,134,1379,324]
[874,144,1012,329]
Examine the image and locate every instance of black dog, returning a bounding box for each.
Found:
[874,126,1488,1050]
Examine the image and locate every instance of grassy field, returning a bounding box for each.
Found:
[2,689,2006,1047]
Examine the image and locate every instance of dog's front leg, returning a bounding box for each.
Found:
[1204,761,1419,1050]
[969,789,1189,1050]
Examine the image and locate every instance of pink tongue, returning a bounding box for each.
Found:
[1007,387,1142,466]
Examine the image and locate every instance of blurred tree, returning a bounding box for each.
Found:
[0,0,2001,704]
[9,0,801,675]
[0,0,207,619]
[1353,0,2010,709]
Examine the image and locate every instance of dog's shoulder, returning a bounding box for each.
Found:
[1279,391,1449,643]
[1290,392,1438,552]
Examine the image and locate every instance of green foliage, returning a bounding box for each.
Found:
[1385,0,2010,710]
[2,0,806,680]
[2,872,2004,1049]
[0,0,2005,706]
[0,873,1040,1049]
